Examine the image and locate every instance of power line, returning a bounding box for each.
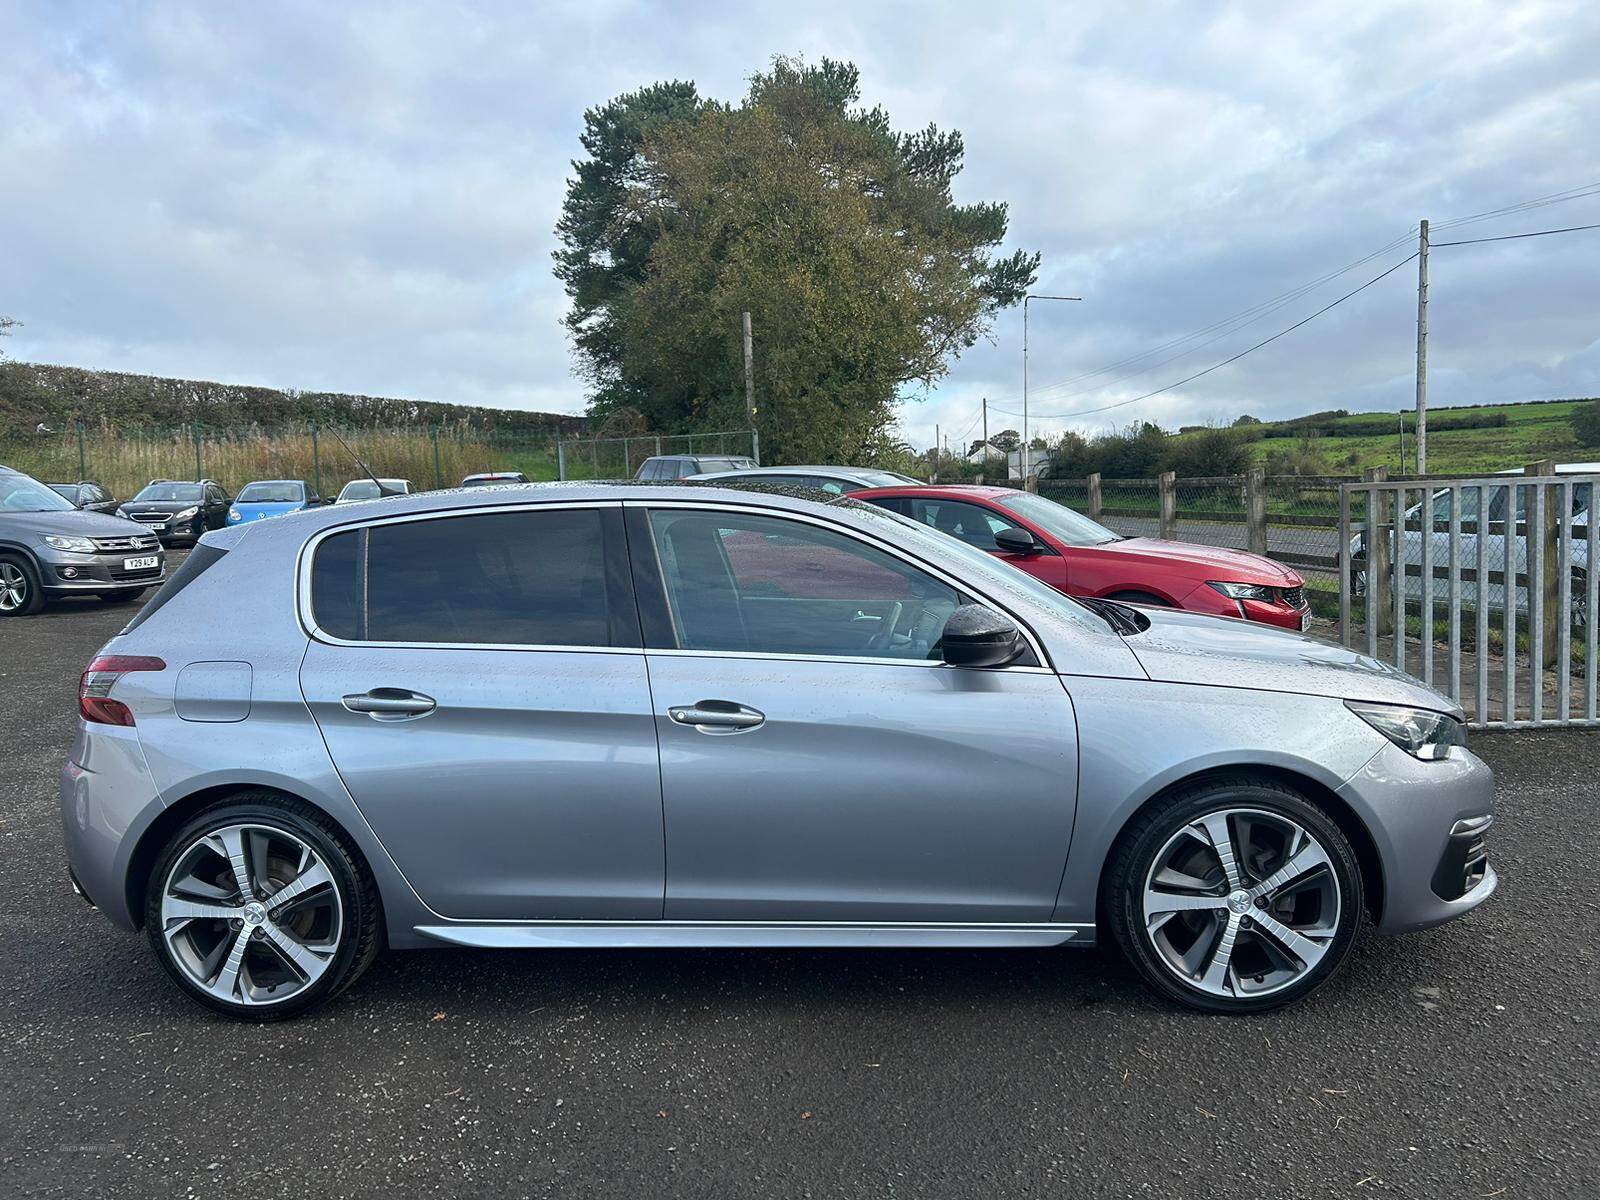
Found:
[991,251,1419,423]
[1430,181,1600,233]
[1432,221,1600,247]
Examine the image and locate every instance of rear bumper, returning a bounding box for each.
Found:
[1337,741,1498,934]
[60,723,166,930]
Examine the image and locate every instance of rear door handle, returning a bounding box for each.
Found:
[667,700,765,733]
[341,688,437,720]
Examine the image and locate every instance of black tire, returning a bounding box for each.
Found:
[1104,776,1364,1014]
[144,793,382,1021]
[97,588,144,603]
[0,553,45,617]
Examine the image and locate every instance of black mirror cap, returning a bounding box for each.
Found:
[993,525,1039,555]
[940,603,1025,668]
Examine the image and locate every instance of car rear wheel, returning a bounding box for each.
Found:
[0,555,44,617]
[145,796,382,1020]
[1105,777,1363,1013]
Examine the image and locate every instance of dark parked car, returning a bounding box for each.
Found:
[460,472,530,488]
[636,454,756,481]
[0,464,165,615]
[46,481,121,515]
[116,479,232,545]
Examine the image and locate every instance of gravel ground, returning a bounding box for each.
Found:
[1,582,1596,1199]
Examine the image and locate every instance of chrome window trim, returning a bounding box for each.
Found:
[295,494,1054,672]
[629,498,1054,672]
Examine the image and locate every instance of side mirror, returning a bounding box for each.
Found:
[939,603,1024,668]
[993,525,1041,555]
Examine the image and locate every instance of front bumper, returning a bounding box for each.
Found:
[1337,740,1499,934]
[38,547,167,595]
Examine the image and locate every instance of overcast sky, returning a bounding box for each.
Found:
[3,1,1598,451]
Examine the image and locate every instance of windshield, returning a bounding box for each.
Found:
[134,483,203,503]
[850,471,923,488]
[47,484,79,501]
[995,491,1120,547]
[0,472,77,513]
[237,482,304,503]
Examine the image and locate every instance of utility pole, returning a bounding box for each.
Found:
[1022,294,1081,481]
[741,311,756,427]
[1414,219,1429,475]
[981,397,989,468]
[934,423,940,481]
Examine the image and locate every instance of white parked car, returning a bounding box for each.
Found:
[1351,464,1595,618]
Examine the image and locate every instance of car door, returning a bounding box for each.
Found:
[630,501,1079,924]
[297,502,665,920]
[203,484,229,528]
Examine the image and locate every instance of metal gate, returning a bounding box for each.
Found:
[1338,471,1597,729]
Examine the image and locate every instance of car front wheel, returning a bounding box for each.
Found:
[145,795,382,1020]
[1105,777,1363,1013]
[0,555,44,616]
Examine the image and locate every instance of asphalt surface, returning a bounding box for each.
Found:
[2,576,1597,1199]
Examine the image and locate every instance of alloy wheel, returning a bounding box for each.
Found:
[1141,807,1341,1000]
[0,562,29,612]
[159,822,343,1008]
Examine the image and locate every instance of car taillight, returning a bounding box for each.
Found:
[79,655,166,726]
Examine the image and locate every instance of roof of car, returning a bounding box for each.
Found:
[849,483,1021,498]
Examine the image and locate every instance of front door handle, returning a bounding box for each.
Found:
[667,699,765,733]
[341,688,437,721]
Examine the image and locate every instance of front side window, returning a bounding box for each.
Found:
[311,508,615,647]
[905,498,1011,550]
[645,509,961,660]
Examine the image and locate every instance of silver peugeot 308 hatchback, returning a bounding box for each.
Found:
[61,483,1497,1019]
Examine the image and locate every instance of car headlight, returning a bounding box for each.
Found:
[42,534,97,553]
[1208,581,1276,602]
[1346,701,1467,760]
[174,506,199,521]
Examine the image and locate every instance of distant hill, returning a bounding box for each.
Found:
[0,361,585,436]
[1179,396,1598,475]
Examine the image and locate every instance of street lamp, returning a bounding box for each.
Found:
[1022,293,1081,480]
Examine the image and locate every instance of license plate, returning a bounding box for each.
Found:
[124,556,159,570]
[1299,610,1312,632]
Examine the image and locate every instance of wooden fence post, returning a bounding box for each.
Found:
[1527,458,1559,669]
[1246,467,1267,556]
[1365,466,1392,637]
[1087,473,1102,520]
[1158,471,1176,540]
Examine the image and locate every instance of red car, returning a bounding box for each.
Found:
[853,485,1310,630]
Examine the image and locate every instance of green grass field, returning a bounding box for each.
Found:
[1187,398,1595,476]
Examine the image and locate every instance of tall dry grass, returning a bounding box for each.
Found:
[1,423,560,498]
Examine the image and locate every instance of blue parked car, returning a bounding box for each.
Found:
[226,480,322,526]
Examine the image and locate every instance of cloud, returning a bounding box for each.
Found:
[1,0,1596,451]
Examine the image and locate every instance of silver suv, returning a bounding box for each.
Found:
[1,464,165,615]
[61,483,1496,1019]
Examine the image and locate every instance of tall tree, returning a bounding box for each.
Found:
[553,81,705,409]
[555,58,1039,462]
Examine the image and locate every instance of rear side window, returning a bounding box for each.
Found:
[310,509,621,647]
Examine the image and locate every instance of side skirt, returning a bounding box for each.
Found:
[413,921,1096,950]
